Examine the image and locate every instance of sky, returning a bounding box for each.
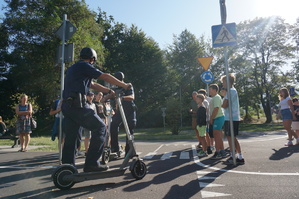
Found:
[83,0,299,49]
[0,0,298,49]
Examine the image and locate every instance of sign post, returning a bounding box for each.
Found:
[211,0,238,165]
[55,14,77,164]
[197,56,214,95]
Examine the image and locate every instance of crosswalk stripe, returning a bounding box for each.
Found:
[180,151,190,159]
[161,152,173,159]
[143,152,156,159]
[201,191,231,198]
[197,176,218,180]
[199,182,225,188]
[196,171,218,175]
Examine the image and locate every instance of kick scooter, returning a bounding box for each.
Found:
[52,88,147,190]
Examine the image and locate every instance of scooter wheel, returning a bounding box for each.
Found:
[52,165,77,190]
[131,160,147,180]
[101,149,110,164]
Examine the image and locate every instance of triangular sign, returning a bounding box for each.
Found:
[214,25,236,44]
[197,56,213,71]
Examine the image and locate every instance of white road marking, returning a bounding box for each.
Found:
[179,151,190,159]
[192,145,299,176]
[199,182,225,188]
[143,152,156,159]
[143,144,164,159]
[161,152,173,159]
[201,191,231,198]
[198,176,219,180]
[196,171,217,175]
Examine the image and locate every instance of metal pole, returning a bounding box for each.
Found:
[219,0,236,165]
[224,48,236,166]
[58,14,67,165]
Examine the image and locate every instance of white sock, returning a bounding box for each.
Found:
[237,153,243,160]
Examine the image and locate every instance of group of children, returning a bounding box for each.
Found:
[192,73,245,165]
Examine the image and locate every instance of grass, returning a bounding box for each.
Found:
[0,122,284,151]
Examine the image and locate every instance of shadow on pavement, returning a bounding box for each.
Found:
[269,145,299,160]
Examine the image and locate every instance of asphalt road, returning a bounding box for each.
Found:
[0,130,299,199]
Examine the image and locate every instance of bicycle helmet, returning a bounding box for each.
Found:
[114,71,125,81]
[80,47,97,61]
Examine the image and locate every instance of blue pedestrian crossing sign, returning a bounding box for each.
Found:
[201,71,214,84]
[212,23,237,48]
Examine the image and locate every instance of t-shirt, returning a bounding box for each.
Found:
[63,60,103,99]
[224,87,241,121]
[279,97,291,110]
[209,94,224,119]
[118,85,136,113]
[196,106,207,127]
[203,99,210,122]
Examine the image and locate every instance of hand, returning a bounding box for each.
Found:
[124,83,132,90]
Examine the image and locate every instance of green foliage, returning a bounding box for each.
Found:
[166,97,181,135]
[0,0,104,127]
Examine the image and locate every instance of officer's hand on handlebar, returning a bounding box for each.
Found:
[124,83,132,90]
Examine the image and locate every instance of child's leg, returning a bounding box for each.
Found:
[213,129,224,151]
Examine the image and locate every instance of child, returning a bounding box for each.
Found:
[209,84,226,159]
[196,94,208,157]
[198,89,214,154]
[221,74,244,164]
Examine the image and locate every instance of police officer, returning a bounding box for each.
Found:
[110,72,137,155]
[62,47,131,172]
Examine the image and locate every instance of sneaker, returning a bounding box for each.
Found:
[77,151,85,156]
[207,146,213,154]
[196,144,202,149]
[226,156,234,164]
[220,150,227,158]
[198,150,208,157]
[226,157,245,165]
[285,141,293,146]
[211,152,222,160]
[236,158,245,165]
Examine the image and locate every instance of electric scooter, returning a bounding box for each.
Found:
[52,88,147,190]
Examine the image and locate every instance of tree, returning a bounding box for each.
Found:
[0,0,104,130]
[166,30,209,127]
[97,11,168,127]
[235,17,295,123]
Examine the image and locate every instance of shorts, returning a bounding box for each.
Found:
[224,121,239,136]
[292,121,299,130]
[212,116,225,131]
[196,125,206,137]
[281,109,292,121]
[208,124,214,138]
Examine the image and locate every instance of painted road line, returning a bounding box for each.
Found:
[161,152,173,159]
[180,151,190,159]
[201,191,231,198]
[198,176,219,180]
[192,145,299,176]
[143,144,164,159]
[199,182,225,188]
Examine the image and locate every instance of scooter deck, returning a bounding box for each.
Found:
[64,167,128,183]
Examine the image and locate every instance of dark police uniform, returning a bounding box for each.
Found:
[62,60,106,167]
[110,86,137,154]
